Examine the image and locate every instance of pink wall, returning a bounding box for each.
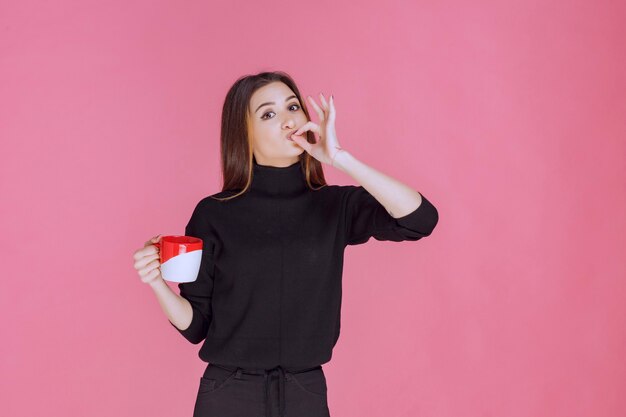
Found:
[1,1,625,416]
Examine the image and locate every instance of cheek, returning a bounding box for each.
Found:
[251,122,269,140]
[252,125,282,149]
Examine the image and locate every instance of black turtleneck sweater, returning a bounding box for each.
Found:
[168,158,439,371]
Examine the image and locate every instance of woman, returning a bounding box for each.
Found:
[133,71,439,417]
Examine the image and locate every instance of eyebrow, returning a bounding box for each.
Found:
[254,95,298,114]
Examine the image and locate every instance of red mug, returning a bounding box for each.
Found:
[154,235,203,283]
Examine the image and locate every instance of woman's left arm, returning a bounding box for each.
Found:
[290,93,425,218]
[333,149,423,218]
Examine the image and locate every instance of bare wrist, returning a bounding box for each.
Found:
[331,148,352,171]
[149,276,168,291]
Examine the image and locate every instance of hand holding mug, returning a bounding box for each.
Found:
[133,234,203,285]
[132,234,164,286]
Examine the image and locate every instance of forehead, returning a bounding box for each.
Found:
[250,82,295,105]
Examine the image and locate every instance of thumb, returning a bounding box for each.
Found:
[291,135,311,152]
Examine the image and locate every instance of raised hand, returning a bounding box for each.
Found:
[289,93,345,167]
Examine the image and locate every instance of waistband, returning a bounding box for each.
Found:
[210,363,323,417]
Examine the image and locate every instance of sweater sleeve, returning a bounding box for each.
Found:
[343,185,439,246]
[168,200,215,344]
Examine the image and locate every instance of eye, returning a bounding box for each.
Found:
[261,103,301,120]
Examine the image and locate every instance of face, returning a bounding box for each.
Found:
[248,81,308,166]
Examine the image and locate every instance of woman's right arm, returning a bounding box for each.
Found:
[149,278,193,331]
[132,234,193,331]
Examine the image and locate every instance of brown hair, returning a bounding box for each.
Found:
[211,71,327,202]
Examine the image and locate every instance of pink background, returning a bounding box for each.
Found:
[1,1,625,416]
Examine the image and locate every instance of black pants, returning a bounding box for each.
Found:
[192,363,331,417]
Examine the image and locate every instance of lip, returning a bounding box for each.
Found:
[286,130,297,140]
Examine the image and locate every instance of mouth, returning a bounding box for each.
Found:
[286,130,297,141]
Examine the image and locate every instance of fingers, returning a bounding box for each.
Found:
[291,121,321,151]
[133,247,162,284]
[134,234,162,263]
[318,93,329,112]
[306,93,333,125]
[140,262,162,284]
[292,121,309,136]
[291,134,313,153]
[307,95,325,121]
[133,235,165,285]
[134,252,160,270]
[292,122,320,138]
[138,259,160,277]
[133,244,158,262]
[144,234,163,247]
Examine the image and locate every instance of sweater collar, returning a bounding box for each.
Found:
[250,158,308,195]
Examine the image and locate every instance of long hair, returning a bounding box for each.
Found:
[211,71,327,202]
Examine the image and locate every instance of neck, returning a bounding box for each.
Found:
[250,158,307,196]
